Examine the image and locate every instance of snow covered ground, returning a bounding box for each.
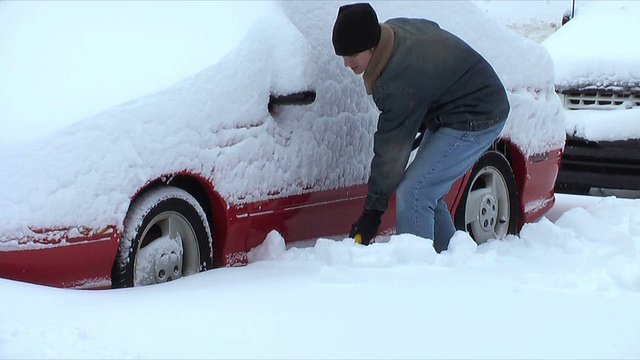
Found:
[473,0,567,43]
[1,193,640,359]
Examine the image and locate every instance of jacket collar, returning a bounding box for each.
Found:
[363,23,395,95]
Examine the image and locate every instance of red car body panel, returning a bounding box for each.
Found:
[509,145,563,227]
[0,144,561,289]
[0,226,119,288]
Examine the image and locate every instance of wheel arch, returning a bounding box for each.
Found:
[462,138,555,234]
[448,139,517,218]
[453,144,520,242]
[128,172,229,269]
[458,139,526,231]
[495,139,528,231]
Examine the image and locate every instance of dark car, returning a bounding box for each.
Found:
[556,88,640,194]
[544,3,640,194]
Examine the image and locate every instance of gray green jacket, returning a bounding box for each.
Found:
[362,18,510,212]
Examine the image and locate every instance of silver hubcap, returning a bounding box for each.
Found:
[478,194,498,232]
[464,166,510,244]
[134,211,200,286]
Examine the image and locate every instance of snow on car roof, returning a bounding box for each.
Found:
[0,1,273,144]
[542,2,640,90]
[0,1,564,238]
[0,1,561,143]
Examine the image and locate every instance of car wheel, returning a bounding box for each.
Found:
[112,186,213,288]
[454,151,519,244]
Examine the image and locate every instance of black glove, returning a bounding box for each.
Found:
[349,209,384,245]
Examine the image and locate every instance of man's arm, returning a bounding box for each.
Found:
[365,86,425,212]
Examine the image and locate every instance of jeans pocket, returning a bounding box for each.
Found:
[468,132,483,146]
[440,126,480,146]
[472,121,505,148]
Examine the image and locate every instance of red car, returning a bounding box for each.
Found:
[0,1,565,288]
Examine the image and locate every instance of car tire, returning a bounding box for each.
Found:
[112,186,213,288]
[454,151,519,244]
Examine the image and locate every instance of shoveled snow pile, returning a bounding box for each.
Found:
[250,196,640,294]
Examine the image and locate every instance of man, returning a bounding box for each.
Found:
[332,3,509,252]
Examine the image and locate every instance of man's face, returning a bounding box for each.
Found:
[341,49,374,75]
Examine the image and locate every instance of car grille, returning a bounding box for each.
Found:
[561,90,640,110]
[556,136,640,191]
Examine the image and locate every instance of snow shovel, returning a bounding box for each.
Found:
[352,125,425,245]
[354,233,364,244]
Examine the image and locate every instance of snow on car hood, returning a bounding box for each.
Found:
[0,1,564,239]
[542,2,640,142]
[565,108,640,141]
[542,3,640,90]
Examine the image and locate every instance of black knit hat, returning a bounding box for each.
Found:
[332,3,381,56]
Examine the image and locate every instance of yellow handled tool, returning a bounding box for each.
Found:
[354,233,363,244]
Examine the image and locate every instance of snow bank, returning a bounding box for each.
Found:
[250,196,640,293]
[473,0,566,43]
[2,196,640,359]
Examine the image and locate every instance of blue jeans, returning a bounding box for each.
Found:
[395,122,505,252]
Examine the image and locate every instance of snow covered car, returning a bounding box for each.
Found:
[543,4,640,194]
[0,1,564,288]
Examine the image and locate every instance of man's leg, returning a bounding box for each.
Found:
[395,122,504,250]
[433,197,456,253]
